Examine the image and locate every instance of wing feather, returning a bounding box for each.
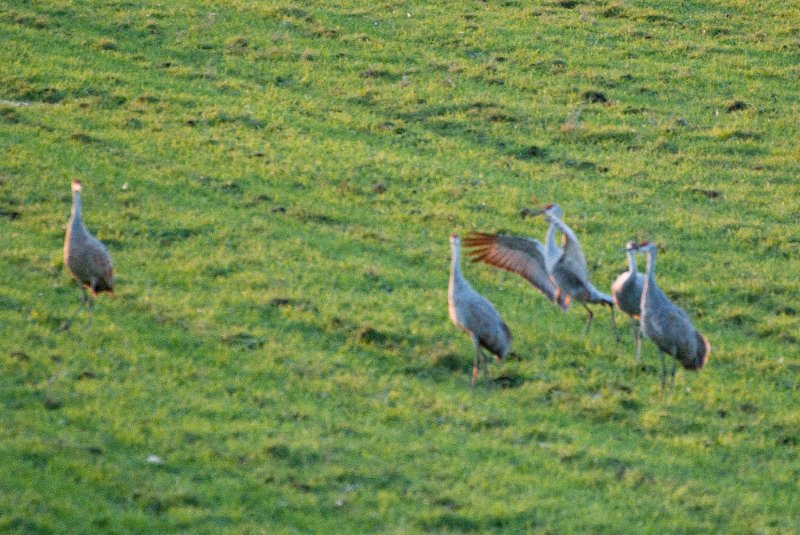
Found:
[464,232,569,310]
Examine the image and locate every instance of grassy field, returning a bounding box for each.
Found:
[2,0,799,533]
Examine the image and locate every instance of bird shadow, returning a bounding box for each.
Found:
[404,350,527,389]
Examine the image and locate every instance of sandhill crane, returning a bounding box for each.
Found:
[611,241,645,361]
[463,204,570,312]
[64,180,114,306]
[631,241,710,393]
[540,205,619,339]
[448,234,511,387]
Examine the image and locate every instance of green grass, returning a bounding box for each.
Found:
[1,0,799,533]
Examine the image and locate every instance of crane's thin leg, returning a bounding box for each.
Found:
[85,287,96,329]
[659,351,667,399]
[670,361,677,388]
[581,303,594,336]
[630,318,641,363]
[608,304,620,342]
[471,335,481,388]
[482,348,491,389]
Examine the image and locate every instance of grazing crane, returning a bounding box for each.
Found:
[631,241,710,393]
[448,234,511,387]
[463,204,570,312]
[64,180,114,307]
[540,204,618,339]
[611,241,645,361]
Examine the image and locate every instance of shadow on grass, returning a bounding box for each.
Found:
[400,350,528,388]
[416,508,549,532]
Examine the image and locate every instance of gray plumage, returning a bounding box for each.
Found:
[541,205,618,339]
[448,234,511,386]
[611,242,645,361]
[633,241,710,392]
[64,180,114,302]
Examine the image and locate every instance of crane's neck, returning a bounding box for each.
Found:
[450,241,462,280]
[545,222,560,254]
[549,216,578,246]
[645,247,657,283]
[450,240,472,298]
[543,222,561,272]
[70,189,83,229]
[626,250,639,274]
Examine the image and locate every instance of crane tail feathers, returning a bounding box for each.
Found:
[681,332,710,370]
[697,333,711,369]
[478,321,511,362]
[88,275,115,297]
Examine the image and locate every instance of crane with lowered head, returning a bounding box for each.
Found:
[539,204,618,339]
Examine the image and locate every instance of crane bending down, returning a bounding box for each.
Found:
[463,204,570,312]
[464,204,617,338]
[631,241,710,393]
[64,180,114,306]
[611,241,645,361]
[448,234,511,387]
[541,204,619,339]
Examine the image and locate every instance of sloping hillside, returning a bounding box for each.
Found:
[1,1,798,533]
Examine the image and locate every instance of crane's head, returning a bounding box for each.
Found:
[624,241,637,251]
[71,179,82,193]
[449,233,460,245]
[632,240,656,253]
[538,203,563,220]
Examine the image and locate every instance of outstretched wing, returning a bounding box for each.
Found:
[463,232,570,311]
